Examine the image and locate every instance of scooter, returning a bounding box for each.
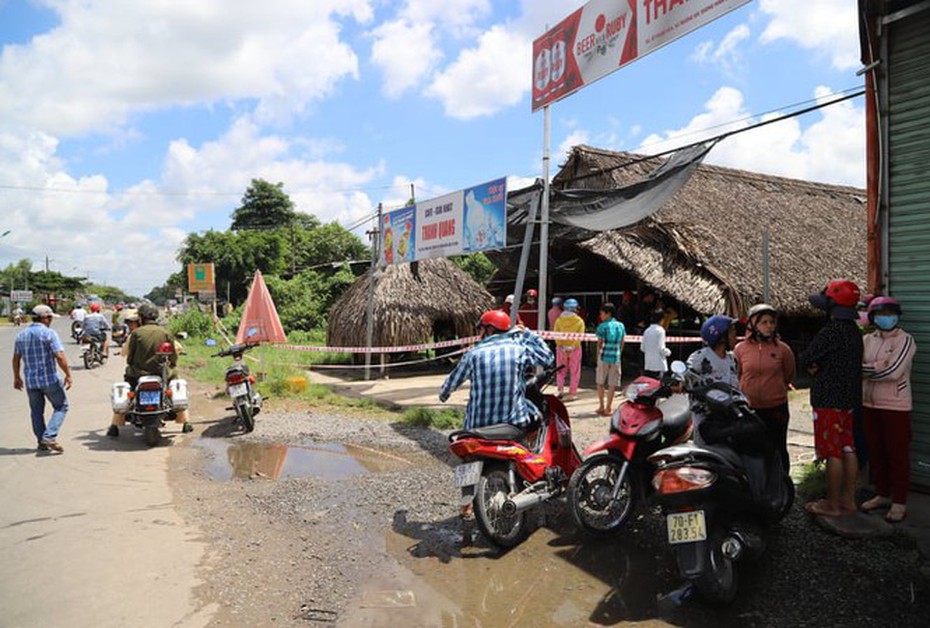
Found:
[111,341,189,447]
[111,323,129,347]
[568,375,692,536]
[212,341,262,432]
[81,334,107,369]
[647,361,794,604]
[448,365,581,548]
[71,320,84,343]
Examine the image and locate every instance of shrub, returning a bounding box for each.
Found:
[402,407,463,430]
[167,307,214,337]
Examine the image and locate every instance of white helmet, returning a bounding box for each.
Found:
[504,294,515,304]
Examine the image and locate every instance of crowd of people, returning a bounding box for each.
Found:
[442,279,917,524]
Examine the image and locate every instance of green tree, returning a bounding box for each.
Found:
[450,252,495,286]
[293,221,369,272]
[230,179,296,231]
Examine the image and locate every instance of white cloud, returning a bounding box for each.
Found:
[758,0,859,70]
[558,129,590,161]
[692,24,751,75]
[370,20,442,98]
[637,86,865,187]
[426,25,530,119]
[0,1,373,136]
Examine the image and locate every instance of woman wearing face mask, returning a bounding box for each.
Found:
[860,296,916,523]
[734,304,797,473]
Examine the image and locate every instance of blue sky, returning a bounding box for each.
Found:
[0,0,864,296]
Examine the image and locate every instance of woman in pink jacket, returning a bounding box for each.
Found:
[860,296,916,522]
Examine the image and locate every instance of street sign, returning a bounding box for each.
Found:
[187,263,215,293]
[10,290,33,302]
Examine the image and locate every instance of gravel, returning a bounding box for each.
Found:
[169,391,930,627]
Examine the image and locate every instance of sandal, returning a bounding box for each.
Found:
[861,495,892,512]
[885,504,907,523]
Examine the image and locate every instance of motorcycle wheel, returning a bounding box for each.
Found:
[143,425,161,447]
[474,467,528,548]
[236,400,255,433]
[568,454,635,536]
[83,351,93,370]
[694,535,739,604]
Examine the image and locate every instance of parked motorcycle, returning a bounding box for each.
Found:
[448,365,581,548]
[70,320,84,343]
[568,375,692,536]
[81,334,107,369]
[212,341,262,432]
[111,322,129,347]
[647,361,794,604]
[111,341,189,447]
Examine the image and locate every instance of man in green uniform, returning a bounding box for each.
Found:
[108,304,192,437]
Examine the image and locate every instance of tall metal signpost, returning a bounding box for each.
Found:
[531,0,751,328]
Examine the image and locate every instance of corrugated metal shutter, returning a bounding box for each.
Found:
[886,9,930,487]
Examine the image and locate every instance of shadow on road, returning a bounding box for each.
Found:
[0,447,44,456]
[74,427,181,451]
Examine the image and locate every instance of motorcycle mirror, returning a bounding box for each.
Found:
[670,360,687,375]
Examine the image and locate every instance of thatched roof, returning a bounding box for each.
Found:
[327,258,494,348]
[547,145,867,316]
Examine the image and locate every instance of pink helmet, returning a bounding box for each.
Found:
[867,296,901,322]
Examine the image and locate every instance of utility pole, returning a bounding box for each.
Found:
[364,204,382,381]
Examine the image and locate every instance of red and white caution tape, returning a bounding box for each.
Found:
[275,330,700,355]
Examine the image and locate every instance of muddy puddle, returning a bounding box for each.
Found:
[195,439,413,481]
[342,522,682,627]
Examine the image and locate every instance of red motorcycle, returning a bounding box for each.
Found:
[448,366,581,548]
[568,375,693,536]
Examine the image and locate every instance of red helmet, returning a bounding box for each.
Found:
[116,304,123,311]
[478,309,512,332]
[526,289,538,298]
[823,280,861,308]
[90,303,101,312]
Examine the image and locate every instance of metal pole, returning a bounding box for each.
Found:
[512,189,541,327]
[762,228,770,304]
[365,204,382,381]
[538,105,551,331]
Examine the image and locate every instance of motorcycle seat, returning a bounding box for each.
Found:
[650,443,743,470]
[659,394,691,437]
[450,422,526,442]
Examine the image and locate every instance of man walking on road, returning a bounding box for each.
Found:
[12,305,73,452]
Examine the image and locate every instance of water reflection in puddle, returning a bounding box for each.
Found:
[195,439,411,481]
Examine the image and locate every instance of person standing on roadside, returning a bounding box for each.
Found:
[734,304,797,473]
[12,305,73,453]
[641,309,671,378]
[859,296,916,523]
[800,280,863,518]
[595,303,625,416]
[554,298,586,401]
[547,296,563,330]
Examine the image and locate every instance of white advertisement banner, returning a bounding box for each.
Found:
[380,177,507,265]
[10,290,33,302]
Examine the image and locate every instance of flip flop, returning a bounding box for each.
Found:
[860,495,892,512]
[885,505,907,523]
[804,499,843,518]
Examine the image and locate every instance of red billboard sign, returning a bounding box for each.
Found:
[532,0,751,111]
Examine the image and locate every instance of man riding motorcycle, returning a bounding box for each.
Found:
[439,309,554,430]
[83,302,111,359]
[107,304,192,437]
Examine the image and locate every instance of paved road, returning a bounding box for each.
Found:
[0,318,215,628]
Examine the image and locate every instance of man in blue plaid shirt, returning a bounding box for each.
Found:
[440,310,553,430]
[12,305,73,453]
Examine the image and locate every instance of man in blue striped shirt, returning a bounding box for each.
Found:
[439,310,554,430]
[12,305,73,452]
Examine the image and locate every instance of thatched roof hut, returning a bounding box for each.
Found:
[327,258,494,348]
[497,145,867,317]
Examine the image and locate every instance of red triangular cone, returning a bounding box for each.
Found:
[235,270,287,344]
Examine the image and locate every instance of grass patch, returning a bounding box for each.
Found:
[402,407,463,430]
[177,333,378,412]
[795,460,827,501]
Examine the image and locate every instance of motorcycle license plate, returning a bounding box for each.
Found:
[453,461,483,488]
[139,390,161,406]
[666,510,707,544]
[228,383,248,398]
